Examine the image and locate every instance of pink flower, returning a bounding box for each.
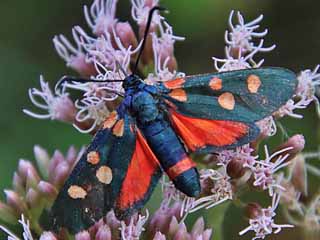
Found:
[239,194,293,239]
[180,169,233,215]
[256,116,277,137]
[131,0,162,26]
[84,0,118,36]
[146,21,184,83]
[23,76,76,123]
[225,10,275,55]
[217,144,257,169]
[276,65,320,118]
[40,231,58,240]
[53,30,96,77]
[251,146,292,196]
[120,212,149,240]
[213,10,275,72]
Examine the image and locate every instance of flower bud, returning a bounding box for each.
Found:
[52,161,71,188]
[26,168,41,190]
[169,202,183,221]
[68,54,97,78]
[18,159,37,183]
[153,232,166,240]
[40,231,58,240]
[38,181,58,200]
[274,134,305,163]
[96,224,112,240]
[156,45,177,72]
[75,231,91,240]
[34,145,50,179]
[166,56,178,73]
[149,208,169,235]
[279,180,302,211]
[105,210,121,230]
[227,158,246,179]
[52,95,77,123]
[291,155,308,195]
[4,190,28,214]
[115,22,138,49]
[0,200,19,224]
[255,116,276,143]
[191,217,205,237]
[200,176,215,195]
[26,188,41,208]
[66,146,78,165]
[48,150,65,180]
[173,222,188,240]
[202,229,213,240]
[144,0,157,7]
[245,202,262,219]
[229,47,241,59]
[168,216,180,238]
[138,25,156,66]
[12,172,25,195]
[87,218,103,235]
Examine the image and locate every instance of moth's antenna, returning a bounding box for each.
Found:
[133,6,167,74]
[55,76,124,97]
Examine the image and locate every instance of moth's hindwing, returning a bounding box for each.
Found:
[114,129,162,219]
[168,109,259,153]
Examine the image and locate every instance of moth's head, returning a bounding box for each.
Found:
[122,74,143,90]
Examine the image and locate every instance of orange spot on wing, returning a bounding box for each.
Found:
[170,110,248,151]
[112,119,124,137]
[163,78,185,89]
[87,151,100,165]
[209,77,223,90]
[68,185,87,199]
[103,111,118,129]
[116,130,160,209]
[169,89,187,102]
[247,74,261,93]
[218,92,235,110]
[96,166,113,184]
[167,156,196,179]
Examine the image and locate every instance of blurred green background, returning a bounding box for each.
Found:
[0,0,319,239]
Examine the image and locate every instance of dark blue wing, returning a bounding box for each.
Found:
[42,111,136,234]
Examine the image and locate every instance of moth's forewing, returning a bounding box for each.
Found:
[161,67,297,152]
[42,113,136,234]
[163,67,297,122]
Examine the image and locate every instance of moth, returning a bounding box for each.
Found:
[41,7,297,234]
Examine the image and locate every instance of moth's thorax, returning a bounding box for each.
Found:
[122,74,144,91]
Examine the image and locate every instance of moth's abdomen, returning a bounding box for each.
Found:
[132,90,200,197]
[141,121,201,197]
[167,156,200,197]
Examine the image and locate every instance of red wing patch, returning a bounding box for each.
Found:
[116,130,160,210]
[170,110,249,152]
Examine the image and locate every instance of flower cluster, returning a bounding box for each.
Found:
[0,145,81,236]
[239,194,294,240]
[213,10,275,72]
[24,0,183,134]
[2,1,320,240]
